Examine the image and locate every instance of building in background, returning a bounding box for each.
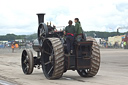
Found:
[122,33,128,49]
[108,35,125,48]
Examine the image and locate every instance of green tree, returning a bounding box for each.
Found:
[5,34,16,41]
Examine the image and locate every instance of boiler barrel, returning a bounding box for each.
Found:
[32,39,41,52]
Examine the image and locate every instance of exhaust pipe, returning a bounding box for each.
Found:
[37,13,45,24]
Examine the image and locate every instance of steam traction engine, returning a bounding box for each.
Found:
[21,13,100,79]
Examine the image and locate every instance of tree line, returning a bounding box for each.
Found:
[0,33,37,41]
[0,31,127,41]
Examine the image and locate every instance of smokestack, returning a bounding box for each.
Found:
[37,13,45,24]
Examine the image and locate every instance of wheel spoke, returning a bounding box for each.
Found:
[45,61,51,65]
[40,32,44,36]
[47,42,52,50]
[44,50,51,55]
[82,71,86,75]
[23,53,26,57]
[23,60,27,64]
[51,50,54,56]
[24,66,28,72]
[39,29,42,36]
[48,66,53,75]
[25,56,29,63]
[80,70,82,72]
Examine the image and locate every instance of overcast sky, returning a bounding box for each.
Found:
[0,0,128,35]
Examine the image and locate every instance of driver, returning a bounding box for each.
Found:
[64,20,75,55]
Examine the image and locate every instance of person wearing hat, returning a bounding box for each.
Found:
[65,20,75,55]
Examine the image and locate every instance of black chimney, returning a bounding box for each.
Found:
[37,13,45,24]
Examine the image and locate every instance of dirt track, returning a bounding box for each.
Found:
[0,48,128,85]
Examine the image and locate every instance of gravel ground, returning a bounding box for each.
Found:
[0,48,128,85]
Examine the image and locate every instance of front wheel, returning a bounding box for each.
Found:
[21,49,34,74]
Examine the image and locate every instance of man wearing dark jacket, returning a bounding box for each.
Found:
[74,18,83,41]
[65,20,75,54]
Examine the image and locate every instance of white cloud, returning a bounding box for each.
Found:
[0,0,128,35]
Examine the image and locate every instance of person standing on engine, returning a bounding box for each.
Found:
[65,20,75,55]
[74,18,83,41]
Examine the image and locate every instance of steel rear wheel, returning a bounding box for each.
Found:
[41,38,64,79]
[21,49,34,74]
[77,37,100,77]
